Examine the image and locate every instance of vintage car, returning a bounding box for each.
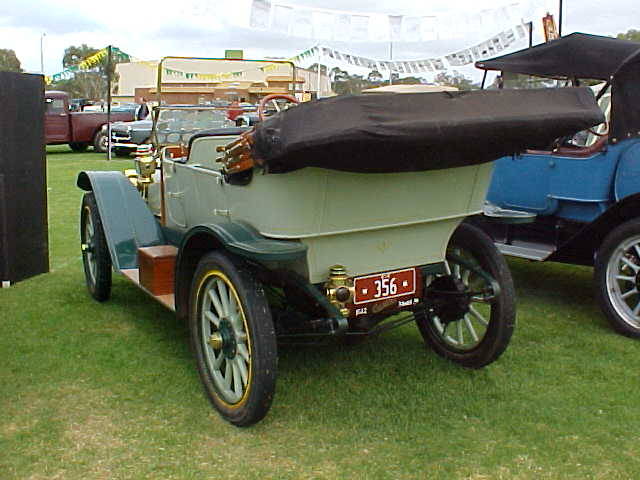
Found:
[108,107,234,157]
[45,91,135,152]
[473,33,640,338]
[76,58,602,426]
[108,116,152,157]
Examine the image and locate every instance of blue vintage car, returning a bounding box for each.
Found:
[474,33,640,338]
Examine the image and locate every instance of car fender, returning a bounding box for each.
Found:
[77,171,165,270]
[548,192,640,266]
[614,141,640,201]
[173,222,308,320]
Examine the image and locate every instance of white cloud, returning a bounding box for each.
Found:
[0,0,636,76]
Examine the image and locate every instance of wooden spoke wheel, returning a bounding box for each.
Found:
[189,251,277,426]
[416,223,515,368]
[80,193,112,301]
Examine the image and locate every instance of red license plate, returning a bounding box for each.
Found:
[353,268,417,305]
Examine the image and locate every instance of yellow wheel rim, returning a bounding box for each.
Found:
[198,270,252,407]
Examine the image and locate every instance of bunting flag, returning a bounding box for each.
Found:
[307,24,528,74]
[244,0,536,42]
[45,46,132,85]
[44,23,525,87]
[148,22,526,86]
[160,48,318,81]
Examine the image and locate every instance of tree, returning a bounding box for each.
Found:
[63,44,99,70]
[307,63,328,75]
[329,67,349,83]
[433,71,476,90]
[332,72,365,95]
[52,44,127,99]
[617,29,640,42]
[367,69,383,83]
[0,49,22,72]
[490,72,551,89]
[393,75,426,85]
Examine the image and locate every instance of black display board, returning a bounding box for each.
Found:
[0,72,49,285]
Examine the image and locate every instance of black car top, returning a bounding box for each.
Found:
[476,33,640,141]
[251,87,603,174]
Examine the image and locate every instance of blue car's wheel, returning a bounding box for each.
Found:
[595,219,640,338]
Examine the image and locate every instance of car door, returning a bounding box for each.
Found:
[44,97,69,143]
[162,153,228,230]
[487,153,554,214]
[162,157,190,230]
[181,136,230,226]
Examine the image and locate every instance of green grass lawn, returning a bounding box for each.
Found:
[1,145,639,479]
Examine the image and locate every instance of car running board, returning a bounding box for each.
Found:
[483,203,537,224]
[120,245,178,311]
[121,268,176,311]
[495,242,555,261]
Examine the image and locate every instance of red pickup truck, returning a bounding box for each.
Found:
[45,91,135,152]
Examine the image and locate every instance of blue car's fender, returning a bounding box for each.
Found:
[549,192,640,266]
[614,141,640,201]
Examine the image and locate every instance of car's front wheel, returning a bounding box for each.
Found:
[93,130,107,153]
[189,251,277,427]
[595,219,640,338]
[80,192,112,301]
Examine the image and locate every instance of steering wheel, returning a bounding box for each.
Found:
[587,121,609,137]
[258,94,299,121]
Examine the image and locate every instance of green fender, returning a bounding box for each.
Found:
[173,221,307,319]
[178,221,308,263]
[77,171,165,270]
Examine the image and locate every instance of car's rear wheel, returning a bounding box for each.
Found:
[113,147,131,158]
[189,251,277,427]
[69,142,88,152]
[595,219,640,338]
[416,223,516,368]
[80,192,112,301]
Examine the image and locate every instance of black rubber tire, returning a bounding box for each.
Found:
[113,147,131,158]
[189,251,277,427]
[416,222,516,368]
[594,219,640,338]
[69,142,88,152]
[80,192,112,301]
[93,130,107,153]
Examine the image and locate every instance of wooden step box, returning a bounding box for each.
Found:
[138,245,178,296]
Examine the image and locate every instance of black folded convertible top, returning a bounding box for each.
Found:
[475,33,640,142]
[252,87,604,174]
[476,33,640,80]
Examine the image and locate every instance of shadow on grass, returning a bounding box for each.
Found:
[46,146,94,156]
[507,257,615,336]
[76,258,617,426]
[509,258,594,306]
[46,146,131,160]
[105,277,469,392]
[106,279,192,359]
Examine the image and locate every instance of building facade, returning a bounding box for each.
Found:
[113,59,332,105]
